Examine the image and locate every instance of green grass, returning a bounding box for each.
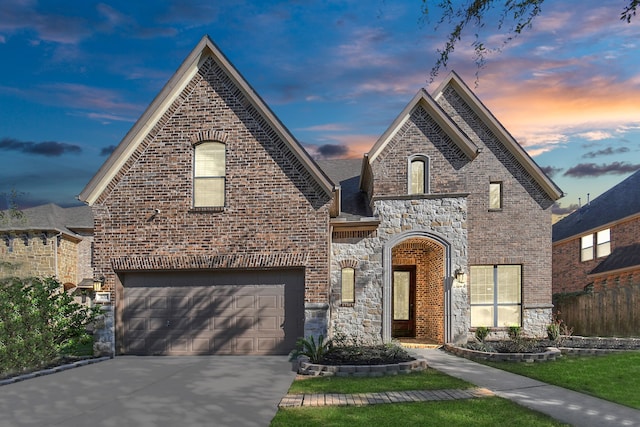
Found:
[271,397,567,426]
[482,351,640,409]
[274,369,568,426]
[287,370,471,394]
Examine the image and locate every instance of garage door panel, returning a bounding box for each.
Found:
[148,297,167,309]
[192,297,213,311]
[258,338,277,351]
[169,337,189,352]
[192,338,210,353]
[122,270,303,355]
[169,296,190,310]
[190,316,211,331]
[214,296,234,312]
[257,316,278,330]
[127,318,146,331]
[236,295,255,309]
[236,338,255,353]
[258,295,278,309]
[147,317,168,332]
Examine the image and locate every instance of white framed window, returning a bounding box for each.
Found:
[580,228,611,262]
[341,267,355,304]
[581,234,594,262]
[408,155,429,195]
[193,141,225,208]
[489,182,502,210]
[596,229,611,258]
[470,265,522,328]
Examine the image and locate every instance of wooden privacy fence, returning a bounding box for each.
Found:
[554,284,640,337]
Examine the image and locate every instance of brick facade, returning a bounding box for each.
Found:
[436,86,555,332]
[553,215,640,294]
[82,39,560,350]
[90,55,332,343]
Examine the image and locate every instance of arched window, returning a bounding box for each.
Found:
[409,155,429,195]
[193,141,225,207]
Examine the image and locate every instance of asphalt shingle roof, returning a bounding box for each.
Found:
[0,203,93,237]
[316,159,372,220]
[590,243,640,275]
[553,169,640,242]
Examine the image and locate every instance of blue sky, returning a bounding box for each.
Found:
[1,0,639,214]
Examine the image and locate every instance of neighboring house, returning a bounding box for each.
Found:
[79,36,562,356]
[552,169,640,294]
[0,203,94,295]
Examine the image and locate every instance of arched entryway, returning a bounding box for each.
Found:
[383,231,451,344]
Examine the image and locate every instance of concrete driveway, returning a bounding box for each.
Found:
[0,356,296,427]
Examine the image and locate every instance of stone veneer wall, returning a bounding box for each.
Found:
[330,197,469,344]
[0,233,57,279]
[57,237,78,285]
[93,305,115,357]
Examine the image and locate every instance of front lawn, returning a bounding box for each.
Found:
[482,351,640,409]
[287,369,470,394]
[271,397,566,426]
[273,370,567,426]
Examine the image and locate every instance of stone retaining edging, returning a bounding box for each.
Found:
[296,356,428,377]
[443,344,562,363]
[559,347,629,356]
[0,356,112,387]
[561,336,640,350]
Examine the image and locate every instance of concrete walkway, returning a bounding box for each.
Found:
[412,348,640,427]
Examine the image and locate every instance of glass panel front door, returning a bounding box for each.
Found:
[392,268,415,337]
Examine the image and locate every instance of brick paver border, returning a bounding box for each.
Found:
[278,387,493,408]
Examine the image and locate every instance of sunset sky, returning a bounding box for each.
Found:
[1,0,639,213]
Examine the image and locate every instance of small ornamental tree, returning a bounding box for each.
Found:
[0,276,99,376]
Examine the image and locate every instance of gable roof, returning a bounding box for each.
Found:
[433,71,563,202]
[367,88,479,163]
[553,168,640,242]
[0,203,93,238]
[78,35,334,205]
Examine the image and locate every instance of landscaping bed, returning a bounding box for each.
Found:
[291,336,423,377]
[446,335,640,363]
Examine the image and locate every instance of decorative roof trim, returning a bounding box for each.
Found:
[79,35,334,205]
[367,88,478,163]
[433,71,563,201]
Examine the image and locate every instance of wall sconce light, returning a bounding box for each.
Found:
[93,276,105,292]
[454,269,466,283]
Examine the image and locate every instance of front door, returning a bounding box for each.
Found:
[392,267,416,337]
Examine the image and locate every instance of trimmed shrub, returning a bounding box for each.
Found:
[0,277,99,376]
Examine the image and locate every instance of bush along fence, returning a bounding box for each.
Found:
[553,283,640,337]
[0,277,99,377]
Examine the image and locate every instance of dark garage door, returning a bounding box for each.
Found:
[121,269,304,355]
